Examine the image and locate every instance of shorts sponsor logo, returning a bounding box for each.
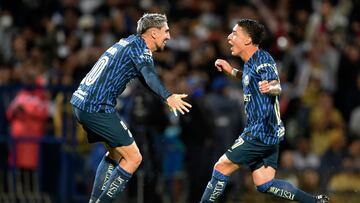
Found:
[120,121,128,130]
[120,121,133,137]
[127,130,133,138]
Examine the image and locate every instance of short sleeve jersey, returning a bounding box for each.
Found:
[240,49,285,145]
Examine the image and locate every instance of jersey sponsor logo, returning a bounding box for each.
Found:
[244,94,251,102]
[243,75,250,86]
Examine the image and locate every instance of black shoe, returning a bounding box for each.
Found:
[315,194,329,203]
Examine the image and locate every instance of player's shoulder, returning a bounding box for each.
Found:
[257,49,275,63]
[123,34,152,56]
[254,49,277,72]
[122,34,144,48]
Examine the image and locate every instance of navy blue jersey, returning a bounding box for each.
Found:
[240,49,285,145]
[70,34,171,113]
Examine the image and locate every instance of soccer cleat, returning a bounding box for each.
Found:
[315,194,329,203]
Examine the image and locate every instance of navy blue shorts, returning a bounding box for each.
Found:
[225,137,279,171]
[72,106,134,147]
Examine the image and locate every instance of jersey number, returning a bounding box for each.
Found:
[83,56,109,86]
[81,47,118,86]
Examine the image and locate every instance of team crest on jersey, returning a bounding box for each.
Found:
[243,75,250,86]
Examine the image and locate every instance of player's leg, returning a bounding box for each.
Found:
[200,137,251,202]
[89,150,120,203]
[253,166,315,202]
[199,154,239,203]
[72,107,138,202]
[252,149,329,203]
[89,142,125,203]
[96,141,142,202]
[108,141,142,173]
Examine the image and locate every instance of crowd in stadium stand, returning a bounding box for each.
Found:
[0,0,359,202]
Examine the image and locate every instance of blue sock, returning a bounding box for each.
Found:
[97,165,132,202]
[89,155,118,203]
[200,169,229,202]
[257,179,316,203]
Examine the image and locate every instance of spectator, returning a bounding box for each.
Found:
[319,131,347,190]
[309,90,345,156]
[6,65,50,193]
[349,106,360,138]
[293,136,320,170]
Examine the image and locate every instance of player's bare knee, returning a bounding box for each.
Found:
[252,166,276,186]
[134,152,142,166]
[214,157,230,171]
[129,152,142,167]
[214,161,225,171]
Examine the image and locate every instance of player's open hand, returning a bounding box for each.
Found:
[166,94,192,116]
[215,59,233,74]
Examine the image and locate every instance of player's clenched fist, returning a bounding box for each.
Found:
[258,80,270,94]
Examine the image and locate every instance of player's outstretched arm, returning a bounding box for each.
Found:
[214,59,241,78]
[258,80,282,96]
[166,94,192,116]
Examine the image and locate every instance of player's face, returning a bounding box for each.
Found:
[154,23,171,52]
[227,24,251,56]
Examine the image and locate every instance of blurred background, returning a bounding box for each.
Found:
[0,0,359,202]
